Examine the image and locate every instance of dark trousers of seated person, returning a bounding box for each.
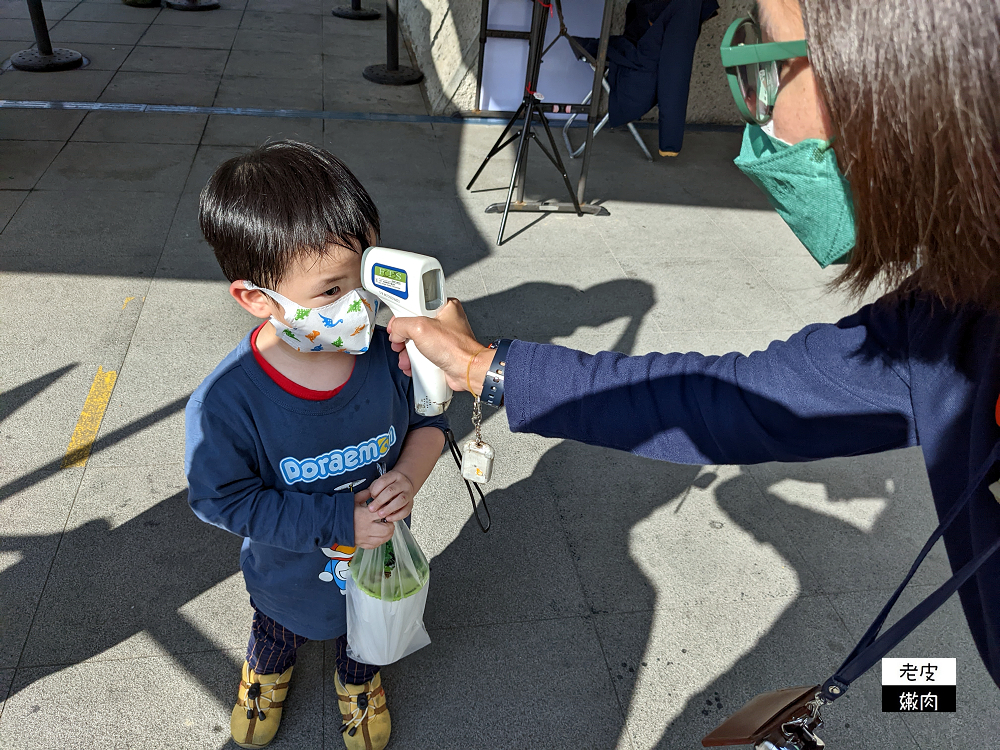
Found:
[247,600,379,686]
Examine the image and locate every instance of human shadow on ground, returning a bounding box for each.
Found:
[643,460,926,749]
[647,447,1000,750]
[444,276,656,436]
[390,435,938,748]
[378,274,946,749]
[3,296,961,750]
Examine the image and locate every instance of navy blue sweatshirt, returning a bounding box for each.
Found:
[185,328,447,640]
[505,293,1000,690]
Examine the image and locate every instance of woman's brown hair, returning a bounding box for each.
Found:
[801,0,1000,309]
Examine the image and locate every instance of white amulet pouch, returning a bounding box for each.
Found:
[461,395,494,483]
[461,439,494,483]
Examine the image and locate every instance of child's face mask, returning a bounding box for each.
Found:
[244,281,379,354]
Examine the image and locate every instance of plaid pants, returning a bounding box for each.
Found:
[246,599,380,686]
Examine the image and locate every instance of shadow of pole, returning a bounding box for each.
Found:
[0,491,243,711]
[0,395,190,505]
[0,364,78,427]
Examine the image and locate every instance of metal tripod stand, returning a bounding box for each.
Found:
[466,0,607,245]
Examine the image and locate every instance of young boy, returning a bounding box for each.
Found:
[184,141,446,750]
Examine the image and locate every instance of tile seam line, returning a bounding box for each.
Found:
[14,131,66,193]
[536,473,635,736]
[90,8,160,105]
[586,612,639,750]
[742,253,813,328]
[445,192,491,311]
[318,3,325,126]
[14,646,248,671]
[0,100,744,131]
[212,0,250,109]
[594,202,666,338]
[0,190,29,235]
[122,142,205,396]
[2,462,90,725]
[58,66,97,148]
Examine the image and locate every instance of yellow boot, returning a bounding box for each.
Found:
[335,671,391,750]
[230,660,294,748]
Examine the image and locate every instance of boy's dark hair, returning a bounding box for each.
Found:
[199,141,380,288]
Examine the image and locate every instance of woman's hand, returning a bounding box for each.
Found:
[386,298,491,395]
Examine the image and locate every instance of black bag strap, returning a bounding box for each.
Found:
[820,440,1000,701]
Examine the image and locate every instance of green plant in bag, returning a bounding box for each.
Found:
[383,539,396,574]
[349,522,430,601]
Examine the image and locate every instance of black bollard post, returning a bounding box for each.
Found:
[362,0,422,86]
[332,0,380,21]
[11,0,83,71]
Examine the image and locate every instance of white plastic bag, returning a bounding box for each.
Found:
[345,520,431,665]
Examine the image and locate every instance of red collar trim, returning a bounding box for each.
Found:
[251,324,352,401]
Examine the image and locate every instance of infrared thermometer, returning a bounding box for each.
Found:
[361,246,453,416]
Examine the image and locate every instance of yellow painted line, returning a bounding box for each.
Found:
[122,296,135,310]
[61,366,118,469]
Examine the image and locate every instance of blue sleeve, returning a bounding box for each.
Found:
[184,396,356,552]
[504,302,917,465]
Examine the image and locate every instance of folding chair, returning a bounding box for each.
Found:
[542,0,652,162]
[562,68,653,161]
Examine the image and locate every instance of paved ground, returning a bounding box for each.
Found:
[2,1,998,748]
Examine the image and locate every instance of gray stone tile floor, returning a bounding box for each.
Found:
[1,0,998,747]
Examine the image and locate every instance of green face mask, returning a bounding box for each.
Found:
[733,123,855,268]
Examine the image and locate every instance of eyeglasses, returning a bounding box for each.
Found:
[720,16,809,125]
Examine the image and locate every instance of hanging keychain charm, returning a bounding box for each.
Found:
[461,396,495,483]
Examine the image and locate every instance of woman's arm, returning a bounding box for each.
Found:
[505,329,914,465]
[390,298,918,466]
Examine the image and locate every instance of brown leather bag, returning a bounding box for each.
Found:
[702,685,826,749]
